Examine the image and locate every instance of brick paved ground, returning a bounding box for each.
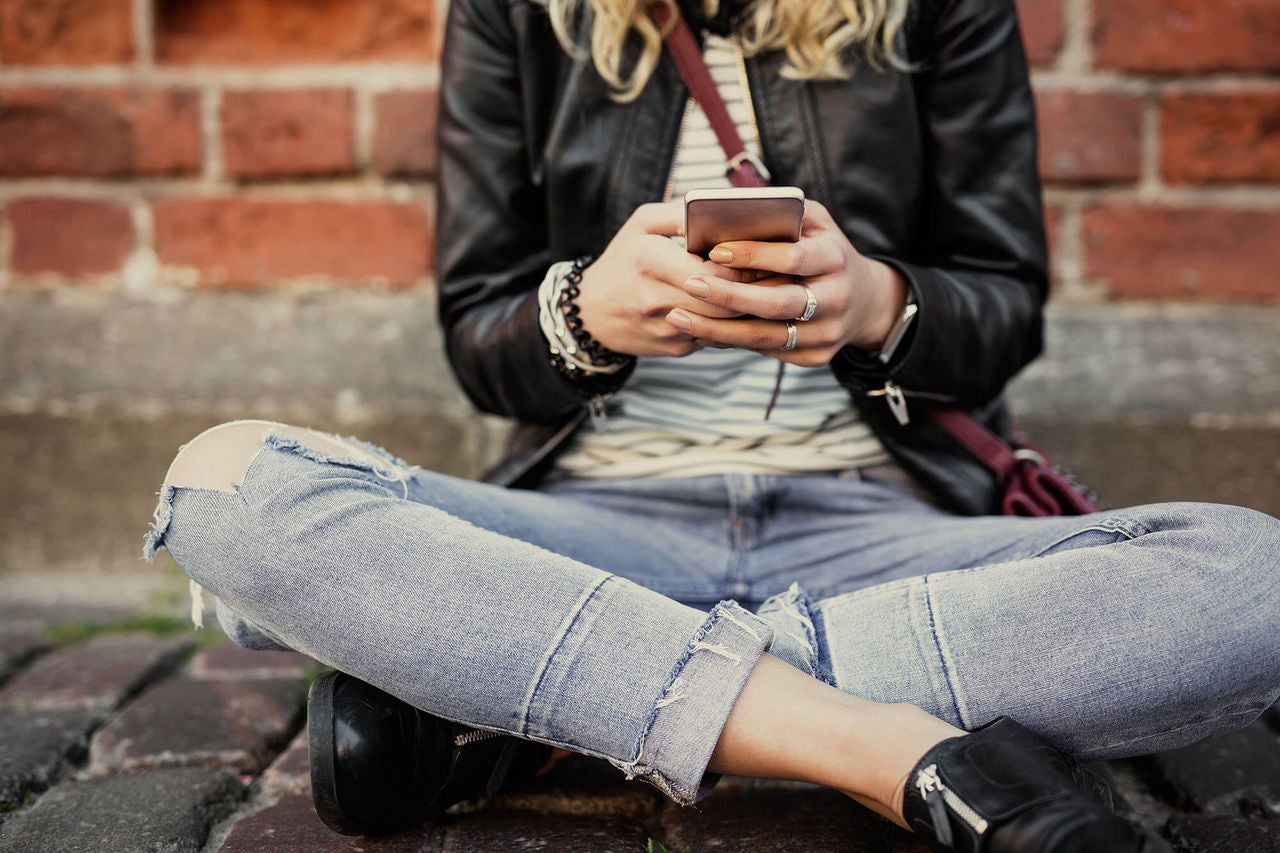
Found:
[0,618,1277,852]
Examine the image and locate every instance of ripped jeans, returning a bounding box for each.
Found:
[144,422,1280,803]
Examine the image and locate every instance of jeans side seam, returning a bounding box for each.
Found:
[1030,518,1151,560]
[518,574,613,737]
[919,575,967,729]
[1077,704,1268,759]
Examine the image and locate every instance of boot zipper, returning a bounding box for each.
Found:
[916,763,990,845]
[454,728,507,747]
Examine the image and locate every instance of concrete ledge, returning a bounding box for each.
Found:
[1007,304,1280,423]
[3,295,1278,422]
[1,295,1276,577]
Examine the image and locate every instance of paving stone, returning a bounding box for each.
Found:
[0,632,49,684]
[1165,814,1280,852]
[0,634,190,711]
[0,766,243,853]
[187,642,315,680]
[0,707,101,807]
[476,756,662,820]
[90,676,306,774]
[218,792,432,852]
[442,812,648,852]
[660,782,928,853]
[261,729,310,794]
[1144,721,1280,814]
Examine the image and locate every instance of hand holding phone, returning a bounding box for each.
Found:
[684,186,805,258]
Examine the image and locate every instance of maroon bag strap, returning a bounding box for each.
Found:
[927,407,1020,479]
[651,3,768,188]
[928,408,1101,516]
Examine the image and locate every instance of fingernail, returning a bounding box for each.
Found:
[667,309,692,327]
[683,277,710,298]
[709,246,733,264]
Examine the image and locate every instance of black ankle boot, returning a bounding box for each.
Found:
[307,670,552,835]
[902,717,1171,853]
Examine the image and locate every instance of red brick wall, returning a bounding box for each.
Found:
[1,0,1277,301]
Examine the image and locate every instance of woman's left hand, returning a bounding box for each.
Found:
[664,200,908,367]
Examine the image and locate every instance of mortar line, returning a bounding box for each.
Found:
[133,0,155,68]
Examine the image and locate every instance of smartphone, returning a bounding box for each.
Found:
[684,186,805,258]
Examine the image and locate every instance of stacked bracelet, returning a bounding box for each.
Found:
[558,256,631,369]
[537,256,634,387]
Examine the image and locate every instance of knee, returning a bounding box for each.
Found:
[163,419,282,491]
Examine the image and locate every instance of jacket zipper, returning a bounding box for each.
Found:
[729,33,766,164]
[865,381,958,427]
[915,763,989,846]
[662,100,695,203]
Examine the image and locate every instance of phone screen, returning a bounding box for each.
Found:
[684,187,805,257]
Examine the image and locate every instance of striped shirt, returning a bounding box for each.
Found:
[553,33,889,479]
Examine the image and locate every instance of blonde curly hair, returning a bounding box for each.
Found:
[540,0,914,101]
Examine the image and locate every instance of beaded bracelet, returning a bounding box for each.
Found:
[558,256,632,368]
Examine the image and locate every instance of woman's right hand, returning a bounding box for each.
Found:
[574,201,742,357]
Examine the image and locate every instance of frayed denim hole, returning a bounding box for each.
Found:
[758,582,820,679]
[262,431,413,499]
[142,483,177,562]
[808,594,838,688]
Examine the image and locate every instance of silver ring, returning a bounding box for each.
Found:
[781,322,798,352]
[795,284,818,322]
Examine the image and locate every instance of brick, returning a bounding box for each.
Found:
[660,783,928,853]
[0,0,134,65]
[494,755,661,819]
[443,813,650,853]
[219,792,432,852]
[0,767,243,853]
[1162,91,1280,184]
[1016,0,1064,67]
[153,199,431,288]
[0,634,190,711]
[0,707,100,808]
[1082,205,1280,300]
[1166,815,1280,851]
[1093,0,1280,73]
[0,88,201,178]
[1143,721,1280,812]
[90,676,306,774]
[188,641,314,680]
[7,197,134,277]
[373,89,438,178]
[156,0,436,65]
[222,90,355,180]
[0,631,49,684]
[1036,89,1144,184]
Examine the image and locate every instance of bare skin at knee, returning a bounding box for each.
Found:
[163,419,384,491]
[707,654,963,827]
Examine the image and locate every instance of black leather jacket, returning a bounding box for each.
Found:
[436,0,1047,515]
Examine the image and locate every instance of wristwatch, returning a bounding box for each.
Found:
[876,291,918,365]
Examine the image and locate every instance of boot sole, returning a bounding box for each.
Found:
[307,670,374,836]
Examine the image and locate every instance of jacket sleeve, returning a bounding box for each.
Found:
[832,0,1047,409]
[436,0,623,421]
